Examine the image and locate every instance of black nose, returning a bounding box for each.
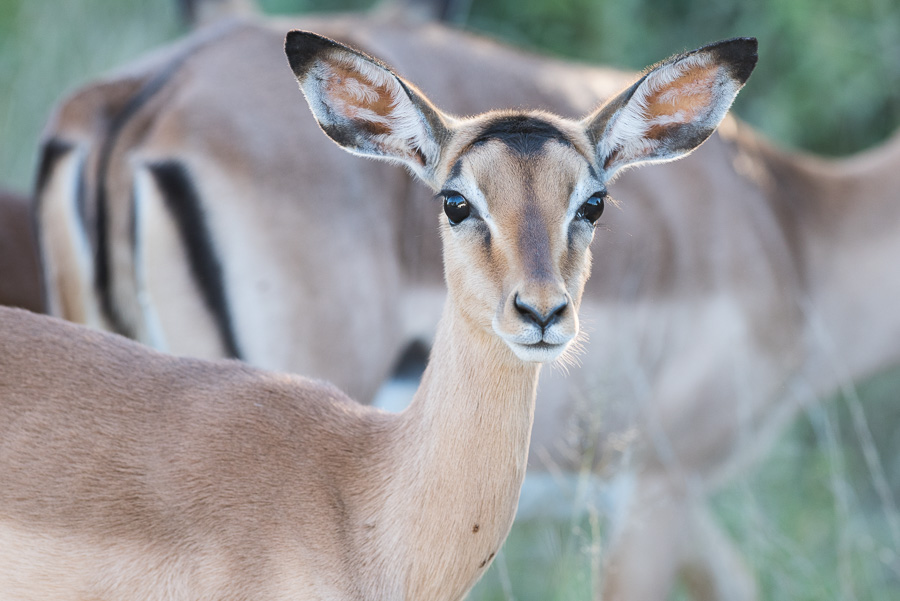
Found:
[514,295,568,329]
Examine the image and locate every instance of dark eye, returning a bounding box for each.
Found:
[576,192,605,224]
[443,194,470,225]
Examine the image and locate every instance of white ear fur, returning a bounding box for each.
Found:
[286,31,449,185]
[585,38,757,180]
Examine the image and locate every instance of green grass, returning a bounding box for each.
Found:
[0,0,184,192]
[470,489,603,601]
[469,369,900,601]
[710,369,900,601]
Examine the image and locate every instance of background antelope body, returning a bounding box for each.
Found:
[0,189,43,314]
[10,4,900,601]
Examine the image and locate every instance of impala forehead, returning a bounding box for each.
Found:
[446,139,598,225]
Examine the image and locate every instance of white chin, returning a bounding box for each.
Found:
[508,341,568,363]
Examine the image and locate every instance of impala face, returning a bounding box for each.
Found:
[435,116,604,362]
[285,30,758,364]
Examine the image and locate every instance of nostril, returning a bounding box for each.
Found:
[546,299,568,325]
[514,295,568,329]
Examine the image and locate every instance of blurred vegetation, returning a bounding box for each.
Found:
[2,0,900,191]
[2,1,899,600]
[465,371,900,601]
[0,0,183,192]
[461,0,900,158]
[708,369,900,601]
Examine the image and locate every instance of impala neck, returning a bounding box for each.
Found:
[771,131,900,392]
[382,300,540,601]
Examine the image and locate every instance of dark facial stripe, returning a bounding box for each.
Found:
[518,175,554,282]
[146,161,243,360]
[448,158,464,181]
[472,115,574,155]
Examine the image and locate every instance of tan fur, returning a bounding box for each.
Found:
[0,189,42,313]
[0,303,539,601]
[29,18,772,600]
[8,99,571,600]
[5,28,750,600]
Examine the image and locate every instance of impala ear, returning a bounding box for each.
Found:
[584,37,758,180]
[285,30,451,186]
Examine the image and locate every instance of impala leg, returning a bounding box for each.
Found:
[680,500,757,601]
[602,471,688,600]
[601,471,756,601]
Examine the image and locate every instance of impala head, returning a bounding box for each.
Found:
[285,32,757,363]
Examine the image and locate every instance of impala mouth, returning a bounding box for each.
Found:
[507,339,569,363]
[492,312,575,362]
[527,341,562,350]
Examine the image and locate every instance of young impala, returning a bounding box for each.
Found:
[0,32,754,600]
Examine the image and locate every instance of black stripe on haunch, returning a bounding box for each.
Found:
[94,59,190,336]
[146,160,243,360]
[33,137,88,245]
[94,21,244,336]
[34,138,75,200]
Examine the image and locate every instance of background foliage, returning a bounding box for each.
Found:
[2,0,899,192]
[1,1,899,599]
[462,0,900,157]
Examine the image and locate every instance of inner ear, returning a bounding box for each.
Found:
[641,58,721,139]
[598,53,732,170]
[314,55,416,155]
[286,30,450,184]
[585,38,757,179]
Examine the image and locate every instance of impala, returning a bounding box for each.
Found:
[35,14,871,600]
[3,31,754,600]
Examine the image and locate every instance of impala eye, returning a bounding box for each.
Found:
[576,192,605,224]
[443,194,470,225]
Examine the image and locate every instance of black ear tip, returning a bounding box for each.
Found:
[284,30,341,76]
[703,37,758,84]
